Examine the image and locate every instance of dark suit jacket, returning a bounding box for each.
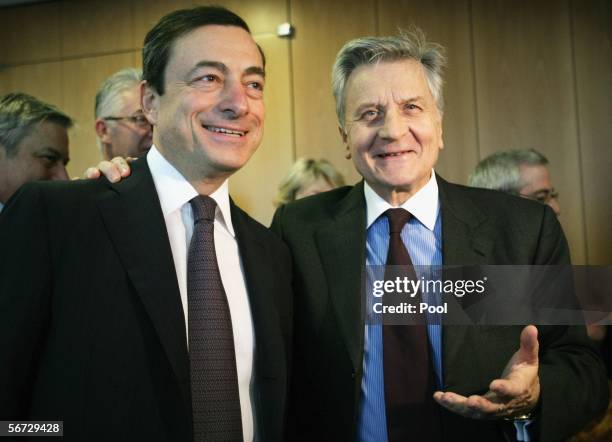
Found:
[0,159,293,442]
[271,177,608,442]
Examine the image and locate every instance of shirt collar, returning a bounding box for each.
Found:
[146,145,235,237]
[364,170,439,231]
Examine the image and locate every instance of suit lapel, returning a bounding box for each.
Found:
[438,176,494,391]
[230,203,287,441]
[438,176,491,266]
[230,202,285,380]
[96,159,190,404]
[315,183,367,371]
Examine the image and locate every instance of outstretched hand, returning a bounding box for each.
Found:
[84,156,133,182]
[434,325,540,420]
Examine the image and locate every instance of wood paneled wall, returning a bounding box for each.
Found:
[0,0,610,264]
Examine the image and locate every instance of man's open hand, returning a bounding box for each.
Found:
[433,325,540,420]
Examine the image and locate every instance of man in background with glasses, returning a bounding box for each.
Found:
[468,148,560,216]
[94,68,153,160]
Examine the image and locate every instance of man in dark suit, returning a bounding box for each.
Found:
[271,32,608,441]
[0,7,291,442]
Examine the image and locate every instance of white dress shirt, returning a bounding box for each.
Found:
[147,146,255,441]
[364,169,439,228]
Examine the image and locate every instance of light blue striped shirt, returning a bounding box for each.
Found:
[358,173,443,442]
[356,173,531,442]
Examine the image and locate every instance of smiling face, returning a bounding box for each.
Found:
[341,59,444,205]
[143,24,265,191]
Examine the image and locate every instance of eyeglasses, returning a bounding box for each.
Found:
[520,189,559,205]
[103,114,151,128]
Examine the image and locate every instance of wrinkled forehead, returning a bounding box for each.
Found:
[345,59,432,107]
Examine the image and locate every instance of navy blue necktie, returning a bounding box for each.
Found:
[188,196,243,441]
[383,208,441,441]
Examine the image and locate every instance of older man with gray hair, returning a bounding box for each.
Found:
[94,68,152,160]
[468,148,560,216]
[271,30,607,441]
[0,92,72,212]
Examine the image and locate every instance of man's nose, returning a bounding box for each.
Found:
[51,164,69,181]
[548,198,561,217]
[219,81,248,119]
[379,109,406,140]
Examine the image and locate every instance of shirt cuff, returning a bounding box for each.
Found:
[513,419,533,442]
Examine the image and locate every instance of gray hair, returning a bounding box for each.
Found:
[332,29,446,129]
[94,68,142,119]
[468,148,549,194]
[275,158,346,206]
[0,92,73,157]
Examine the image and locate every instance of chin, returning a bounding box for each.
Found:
[211,157,250,174]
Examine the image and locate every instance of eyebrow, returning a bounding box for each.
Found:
[352,96,425,116]
[245,66,265,78]
[33,147,70,165]
[187,60,265,79]
[352,102,381,117]
[533,188,554,195]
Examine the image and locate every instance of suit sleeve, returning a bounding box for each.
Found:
[533,206,609,441]
[0,184,52,420]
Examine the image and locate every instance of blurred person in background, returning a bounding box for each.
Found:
[470,147,611,441]
[275,157,345,206]
[468,148,560,216]
[0,92,72,213]
[94,68,153,160]
[468,148,608,340]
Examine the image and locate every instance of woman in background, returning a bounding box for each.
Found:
[275,158,345,206]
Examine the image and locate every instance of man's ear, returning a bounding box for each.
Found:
[438,111,444,150]
[338,125,348,144]
[141,81,159,125]
[339,126,351,159]
[95,119,111,143]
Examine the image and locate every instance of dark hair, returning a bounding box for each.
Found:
[143,6,264,95]
[0,92,72,157]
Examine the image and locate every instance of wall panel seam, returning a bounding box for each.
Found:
[287,0,297,162]
[467,0,481,161]
[568,0,589,264]
[374,0,380,36]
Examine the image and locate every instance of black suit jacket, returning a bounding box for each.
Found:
[0,159,293,442]
[271,177,608,442]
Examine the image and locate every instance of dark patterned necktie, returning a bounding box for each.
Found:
[383,208,441,442]
[187,195,243,441]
